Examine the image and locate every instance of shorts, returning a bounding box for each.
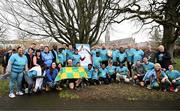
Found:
[137,75,145,82]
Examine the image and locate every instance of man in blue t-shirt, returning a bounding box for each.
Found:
[99,44,109,67]
[106,62,116,83]
[166,65,180,92]
[99,64,109,84]
[125,44,136,77]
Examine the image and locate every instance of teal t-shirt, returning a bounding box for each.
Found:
[57,53,64,65]
[112,50,119,62]
[125,48,136,62]
[106,66,116,75]
[85,68,94,79]
[166,70,180,80]
[99,49,108,61]
[72,54,81,66]
[116,66,128,75]
[133,50,144,63]
[143,62,154,72]
[93,56,102,68]
[99,68,108,78]
[117,52,127,63]
[9,53,28,73]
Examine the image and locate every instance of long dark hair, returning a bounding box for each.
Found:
[49,62,56,75]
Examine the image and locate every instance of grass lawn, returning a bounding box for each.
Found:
[174,58,180,71]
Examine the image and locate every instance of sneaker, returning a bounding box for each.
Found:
[16,91,24,96]
[174,88,179,92]
[9,93,16,98]
[147,85,152,90]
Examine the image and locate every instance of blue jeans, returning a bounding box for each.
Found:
[9,72,23,93]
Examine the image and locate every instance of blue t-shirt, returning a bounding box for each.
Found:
[85,68,94,79]
[125,48,136,62]
[72,54,81,66]
[62,49,67,62]
[99,68,108,78]
[91,49,99,59]
[117,52,127,63]
[166,70,180,80]
[99,49,108,61]
[92,71,99,80]
[116,66,129,75]
[66,49,74,60]
[112,50,119,62]
[9,53,28,73]
[143,62,154,72]
[41,51,54,67]
[93,56,102,68]
[57,53,64,65]
[106,65,116,75]
[133,50,144,63]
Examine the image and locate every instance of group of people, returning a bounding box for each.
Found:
[1,42,180,99]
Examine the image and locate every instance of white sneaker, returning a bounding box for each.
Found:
[16,91,24,96]
[174,88,179,92]
[9,93,16,98]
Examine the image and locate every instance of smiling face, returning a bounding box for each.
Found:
[51,63,56,69]
[168,65,173,71]
[18,47,24,56]
[44,46,49,52]
[154,63,161,71]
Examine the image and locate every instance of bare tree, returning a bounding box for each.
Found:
[110,0,180,59]
[0,0,119,46]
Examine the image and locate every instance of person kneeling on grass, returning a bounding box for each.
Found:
[45,62,58,91]
[7,47,28,98]
[66,59,82,90]
[143,63,171,91]
[92,67,99,85]
[166,65,180,92]
[98,64,109,84]
[106,61,116,83]
[84,64,94,85]
[133,60,146,86]
[116,63,130,83]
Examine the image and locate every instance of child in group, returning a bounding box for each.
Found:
[92,67,99,85]
[45,62,59,91]
[133,60,146,86]
[143,63,171,91]
[99,64,109,84]
[116,63,130,83]
[106,61,116,83]
[166,65,180,92]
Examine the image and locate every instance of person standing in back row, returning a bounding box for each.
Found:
[99,44,109,67]
[155,45,171,70]
[125,44,136,77]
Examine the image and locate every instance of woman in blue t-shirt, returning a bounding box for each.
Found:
[6,47,28,98]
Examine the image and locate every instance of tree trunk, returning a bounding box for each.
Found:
[162,25,176,63]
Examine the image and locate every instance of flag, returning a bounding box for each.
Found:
[55,67,88,81]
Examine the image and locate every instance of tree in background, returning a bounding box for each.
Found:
[111,0,180,59]
[0,0,118,46]
[150,28,162,46]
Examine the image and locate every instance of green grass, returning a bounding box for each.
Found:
[59,90,79,99]
[0,80,9,96]
[174,58,180,71]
